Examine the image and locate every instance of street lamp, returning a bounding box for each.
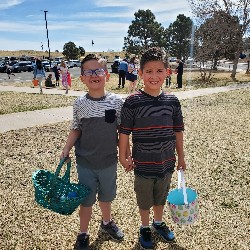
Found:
[42,10,51,60]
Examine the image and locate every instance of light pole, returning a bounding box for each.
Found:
[42,10,50,60]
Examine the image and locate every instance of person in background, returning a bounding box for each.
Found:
[52,64,60,86]
[33,59,46,94]
[119,47,186,250]
[166,65,172,88]
[60,61,69,94]
[118,59,128,89]
[126,56,138,94]
[45,74,56,88]
[98,57,108,73]
[6,65,15,79]
[176,59,183,88]
[61,54,124,250]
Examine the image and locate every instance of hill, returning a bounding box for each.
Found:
[0,50,125,61]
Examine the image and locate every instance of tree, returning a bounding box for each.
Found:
[78,46,85,56]
[123,9,166,55]
[195,11,241,65]
[188,0,250,78]
[62,41,80,60]
[166,14,193,60]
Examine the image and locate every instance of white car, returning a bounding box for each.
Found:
[69,60,81,68]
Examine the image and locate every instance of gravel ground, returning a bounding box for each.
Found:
[0,89,249,250]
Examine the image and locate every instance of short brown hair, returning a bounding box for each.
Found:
[81,54,98,75]
[140,47,168,70]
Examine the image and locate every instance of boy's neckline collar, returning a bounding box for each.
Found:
[139,89,164,99]
[86,91,108,101]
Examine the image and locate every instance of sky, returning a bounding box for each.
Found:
[0,0,192,53]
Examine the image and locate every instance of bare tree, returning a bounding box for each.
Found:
[188,0,250,78]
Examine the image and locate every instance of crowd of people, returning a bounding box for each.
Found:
[33,59,71,94]
[117,55,184,93]
[57,47,186,250]
[32,55,184,95]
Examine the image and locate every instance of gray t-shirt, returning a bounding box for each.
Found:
[71,92,123,170]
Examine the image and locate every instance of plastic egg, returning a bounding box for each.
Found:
[67,192,78,198]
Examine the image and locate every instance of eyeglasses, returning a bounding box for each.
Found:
[82,68,106,76]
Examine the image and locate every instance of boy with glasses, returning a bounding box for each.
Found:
[61,54,124,250]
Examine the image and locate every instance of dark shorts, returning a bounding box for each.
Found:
[126,72,137,82]
[76,163,117,206]
[134,172,173,210]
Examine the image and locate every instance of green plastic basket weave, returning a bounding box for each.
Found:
[32,158,90,215]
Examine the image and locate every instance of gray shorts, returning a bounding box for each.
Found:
[134,172,173,210]
[76,163,117,206]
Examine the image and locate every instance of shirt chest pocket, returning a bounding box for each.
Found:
[105,109,116,123]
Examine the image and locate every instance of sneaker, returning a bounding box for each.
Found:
[100,219,124,241]
[74,233,90,250]
[151,221,175,242]
[139,227,154,250]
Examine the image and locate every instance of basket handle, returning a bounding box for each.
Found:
[55,157,71,183]
[177,169,188,205]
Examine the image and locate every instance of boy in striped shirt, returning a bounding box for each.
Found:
[119,47,186,249]
[61,54,124,250]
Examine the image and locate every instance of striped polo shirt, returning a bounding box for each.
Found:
[71,92,123,170]
[120,90,184,178]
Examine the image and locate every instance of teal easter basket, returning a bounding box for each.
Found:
[167,169,198,225]
[32,158,90,215]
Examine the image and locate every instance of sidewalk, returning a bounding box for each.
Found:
[0,83,249,133]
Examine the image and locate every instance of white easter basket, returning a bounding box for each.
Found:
[167,170,198,225]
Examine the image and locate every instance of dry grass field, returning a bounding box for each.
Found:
[0,50,125,62]
[0,88,249,250]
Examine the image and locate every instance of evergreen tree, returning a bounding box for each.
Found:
[123,9,166,55]
[166,14,193,60]
[62,41,80,60]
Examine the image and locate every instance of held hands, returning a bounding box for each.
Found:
[119,155,135,172]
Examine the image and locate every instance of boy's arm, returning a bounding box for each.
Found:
[175,131,186,170]
[61,129,81,158]
[119,133,134,172]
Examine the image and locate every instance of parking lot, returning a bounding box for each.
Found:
[1,61,246,85]
[0,62,115,84]
[0,67,81,84]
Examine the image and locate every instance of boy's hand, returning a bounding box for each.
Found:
[119,156,135,172]
[60,149,70,160]
[177,157,186,171]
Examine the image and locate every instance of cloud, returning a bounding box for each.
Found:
[0,0,25,10]
[95,0,191,16]
[0,0,193,52]
[70,1,192,26]
[0,21,44,33]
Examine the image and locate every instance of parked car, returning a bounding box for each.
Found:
[69,60,81,68]
[12,61,33,73]
[0,63,7,73]
[111,60,120,73]
[114,55,122,62]
[8,61,18,66]
[42,61,52,72]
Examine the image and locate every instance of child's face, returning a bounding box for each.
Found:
[80,59,110,92]
[139,60,167,95]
